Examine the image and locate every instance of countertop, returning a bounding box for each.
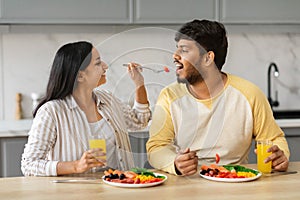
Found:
[0,119,150,137]
[0,162,299,200]
[274,119,300,128]
[0,119,32,137]
[1,118,300,137]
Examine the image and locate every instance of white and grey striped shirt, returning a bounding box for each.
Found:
[21,88,151,176]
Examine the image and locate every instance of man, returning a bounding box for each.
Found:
[146,19,289,176]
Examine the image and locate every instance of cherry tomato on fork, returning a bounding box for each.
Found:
[215,153,220,164]
[164,66,170,72]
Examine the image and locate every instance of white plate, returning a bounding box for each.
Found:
[199,171,262,183]
[102,173,167,188]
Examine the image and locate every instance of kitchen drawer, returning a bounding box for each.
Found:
[0,137,28,177]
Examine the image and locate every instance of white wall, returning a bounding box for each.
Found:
[1,24,300,120]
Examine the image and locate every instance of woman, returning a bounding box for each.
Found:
[21,41,151,176]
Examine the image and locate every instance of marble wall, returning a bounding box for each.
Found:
[0,24,300,120]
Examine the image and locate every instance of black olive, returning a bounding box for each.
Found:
[119,174,125,180]
[112,174,119,179]
[200,170,207,175]
[108,173,114,179]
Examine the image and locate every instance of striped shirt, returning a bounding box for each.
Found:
[21,88,151,176]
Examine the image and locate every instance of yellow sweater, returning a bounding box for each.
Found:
[146,73,290,175]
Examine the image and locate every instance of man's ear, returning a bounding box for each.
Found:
[205,51,215,66]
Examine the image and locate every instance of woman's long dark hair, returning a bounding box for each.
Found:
[33,41,93,117]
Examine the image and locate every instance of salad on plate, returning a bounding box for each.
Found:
[199,164,262,182]
[102,168,167,188]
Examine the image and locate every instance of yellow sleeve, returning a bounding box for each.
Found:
[251,85,290,159]
[146,88,179,175]
[230,74,290,159]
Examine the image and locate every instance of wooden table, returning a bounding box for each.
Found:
[1,162,299,200]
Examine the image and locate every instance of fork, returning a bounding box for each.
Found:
[122,64,168,73]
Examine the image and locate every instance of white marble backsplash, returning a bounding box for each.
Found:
[0,25,300,120]
[226,33,300,111]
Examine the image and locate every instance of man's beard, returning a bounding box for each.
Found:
[177,71,203,85]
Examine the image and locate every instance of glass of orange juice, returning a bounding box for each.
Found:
[88,134,106,170]
[257,140,273,173]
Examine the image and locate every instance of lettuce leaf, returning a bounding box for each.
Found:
[130,167,156,177]
[223,165,259,175]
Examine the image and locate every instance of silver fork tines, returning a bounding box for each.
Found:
[122,64,165,73]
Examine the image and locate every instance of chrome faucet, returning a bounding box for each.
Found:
[267,62,280,109]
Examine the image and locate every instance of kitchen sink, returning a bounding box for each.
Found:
[273,110,300,119]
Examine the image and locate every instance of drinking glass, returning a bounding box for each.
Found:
[257,140,272,173]
[88,134,106,170]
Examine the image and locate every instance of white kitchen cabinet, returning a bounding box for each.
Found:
[134,0,218,24]
[281,127,300,162]
[220,0,300,24]
[1,0,300,25]
[0,0,132,24]
[0,136,28,177]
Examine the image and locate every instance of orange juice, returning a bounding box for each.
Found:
[257,140,272,173]
[89,139,106,160]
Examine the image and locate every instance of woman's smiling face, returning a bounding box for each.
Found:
[82,47,108,88]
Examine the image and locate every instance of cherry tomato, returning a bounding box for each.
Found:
[215,153,220,164]
[164,66,170,72]
[134,178,140,184]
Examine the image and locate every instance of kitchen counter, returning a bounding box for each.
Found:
[0,119,150,137]
[0,119,32,137]
[0,162,299,200]
[0,118,300,137]
[275,119,300,128]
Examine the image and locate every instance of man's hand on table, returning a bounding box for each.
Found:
[174,148,198,176]
[265,145,289,172]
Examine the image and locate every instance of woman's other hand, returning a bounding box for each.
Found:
[74,149,106,173]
